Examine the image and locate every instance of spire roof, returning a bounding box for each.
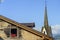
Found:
[44,0,49,27]
[41,0,53,37]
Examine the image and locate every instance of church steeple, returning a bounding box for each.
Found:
[41,0,52,37]
[44,0,49,27]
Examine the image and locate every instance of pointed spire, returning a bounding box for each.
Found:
[44,0,49,27]
[41,0,53,37]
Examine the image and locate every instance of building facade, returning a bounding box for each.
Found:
[0,15,53,40]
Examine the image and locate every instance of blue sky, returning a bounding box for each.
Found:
[0,0,60,36]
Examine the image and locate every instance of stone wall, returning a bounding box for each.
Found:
[21,29,43,40]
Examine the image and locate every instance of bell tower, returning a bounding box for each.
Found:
[41,0,52,37]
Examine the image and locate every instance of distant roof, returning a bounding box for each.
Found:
[20,23,35,28]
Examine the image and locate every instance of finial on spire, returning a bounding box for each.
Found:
[45,0,47,8]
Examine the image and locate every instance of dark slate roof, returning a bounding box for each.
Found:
[20,23,35,28]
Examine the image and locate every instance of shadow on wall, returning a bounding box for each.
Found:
[0,37,4,40]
